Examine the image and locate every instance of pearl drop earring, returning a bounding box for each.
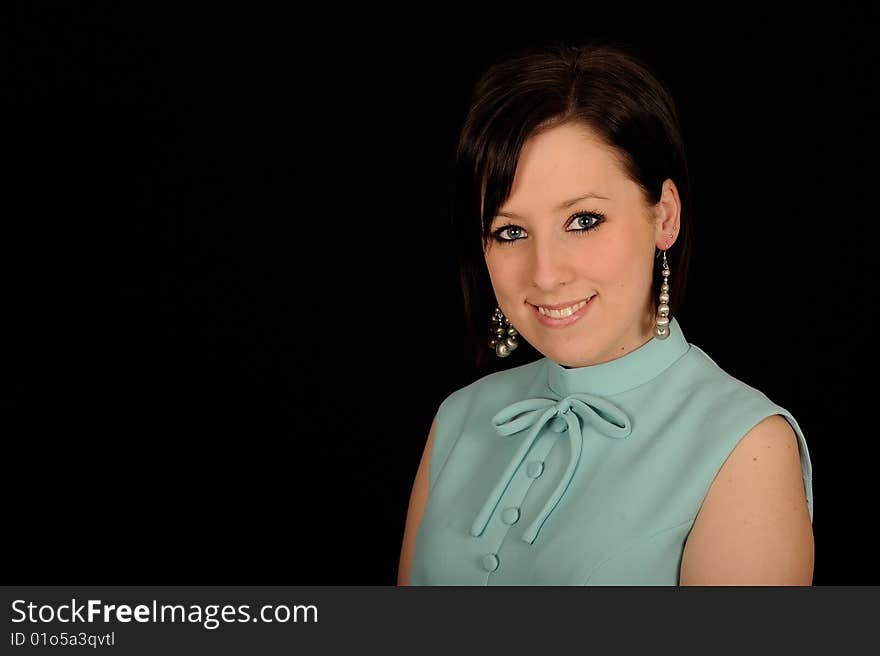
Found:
[489,306,519,357]
[655,249,671,339]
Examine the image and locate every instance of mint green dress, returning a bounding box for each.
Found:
[409,317,813,585]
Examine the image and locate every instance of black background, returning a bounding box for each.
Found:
[3,4,877,584]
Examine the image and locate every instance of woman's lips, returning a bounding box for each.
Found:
[530,296,595,328]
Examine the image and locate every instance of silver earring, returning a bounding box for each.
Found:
[655,249,671,339]
[489,306,519,357]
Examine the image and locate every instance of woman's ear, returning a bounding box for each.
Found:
[654,178,681,249]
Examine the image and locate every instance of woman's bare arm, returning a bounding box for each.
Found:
[396,415,437,586]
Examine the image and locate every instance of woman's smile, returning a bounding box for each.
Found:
[530,294,595,328]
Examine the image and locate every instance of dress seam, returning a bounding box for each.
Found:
[580,514,697,585]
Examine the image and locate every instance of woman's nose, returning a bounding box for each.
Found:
[529,239,574,291]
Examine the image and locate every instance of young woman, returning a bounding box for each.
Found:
[398,40,814,586]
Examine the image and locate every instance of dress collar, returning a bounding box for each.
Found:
[470,317,691,547]
[545,317,690,397]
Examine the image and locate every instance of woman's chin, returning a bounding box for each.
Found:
[539,343,593,368]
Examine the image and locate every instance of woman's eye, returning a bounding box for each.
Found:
[492,225,526,242]
[569,213,602,230]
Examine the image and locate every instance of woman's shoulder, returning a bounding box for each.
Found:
[676,343,779,407]
[436,357,547,419]
[676,341,814,522]
[425,358,548,489]
[672,343,809,453]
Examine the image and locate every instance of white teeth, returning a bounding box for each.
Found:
[537,297,592,318]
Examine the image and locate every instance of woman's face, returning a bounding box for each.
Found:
[483,122,679,368]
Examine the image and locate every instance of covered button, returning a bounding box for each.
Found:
[481,553,499,572]
[501,507,520,525]
[526,461,544,478]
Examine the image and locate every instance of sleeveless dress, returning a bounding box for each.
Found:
[409,317,814,585]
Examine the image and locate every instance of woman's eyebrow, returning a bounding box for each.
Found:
[497,191,610,220]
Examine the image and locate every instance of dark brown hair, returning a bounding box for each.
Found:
[451,39,693,376]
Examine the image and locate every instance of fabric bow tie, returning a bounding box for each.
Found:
[470,393,633,545]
